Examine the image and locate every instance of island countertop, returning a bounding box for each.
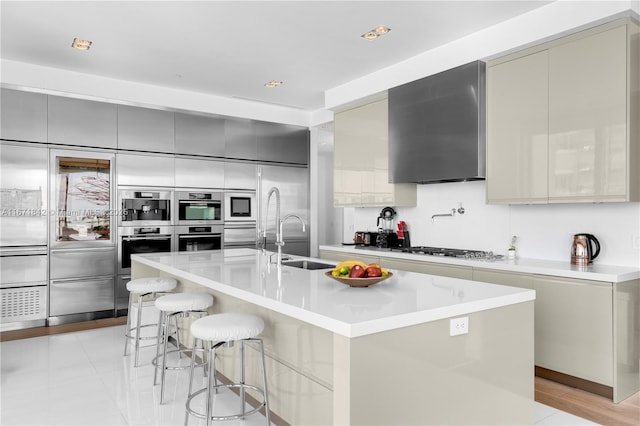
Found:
[132,248,535,338]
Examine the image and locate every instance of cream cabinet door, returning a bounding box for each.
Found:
[319,250,380,266]
[334,98,416,207]
[472,269,533,289]
[533,276,613,386]
[486,51,549,204]
[548,25,628,202]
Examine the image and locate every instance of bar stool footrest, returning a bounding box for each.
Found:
[185,383,267,422]
[151,348,205,371]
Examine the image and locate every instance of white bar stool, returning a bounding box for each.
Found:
[123,277,178,367]
[152,292,214,404]
[185,313,270,426]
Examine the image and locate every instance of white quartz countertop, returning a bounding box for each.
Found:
[132,249,534,338]
[320,245,640,283]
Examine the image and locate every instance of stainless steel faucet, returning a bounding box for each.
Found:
[276,213,306,265]
[263,187,280,253]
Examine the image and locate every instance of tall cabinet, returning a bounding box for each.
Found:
[486,18,639,204]
[333,97,416,207]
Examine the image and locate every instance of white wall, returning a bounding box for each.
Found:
[346,182,640,268]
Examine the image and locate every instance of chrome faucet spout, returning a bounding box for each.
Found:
[276,214,306,265]
[263,187,280,252]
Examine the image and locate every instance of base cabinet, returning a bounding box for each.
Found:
[533,276,613,386]
[320,248,639,402]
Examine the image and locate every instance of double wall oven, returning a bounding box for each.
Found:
[116,188,173,314]
[174,190,223,252]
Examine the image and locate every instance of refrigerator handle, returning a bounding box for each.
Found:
[257,166,263,249]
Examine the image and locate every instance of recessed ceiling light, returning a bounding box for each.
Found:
[264,80,283,88]
[71,38,92,50]
[361,26,391,40]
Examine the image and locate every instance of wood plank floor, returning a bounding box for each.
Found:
[2,318,639,426]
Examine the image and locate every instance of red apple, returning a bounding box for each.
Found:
[364,266,382,277]
[349,264,365,278]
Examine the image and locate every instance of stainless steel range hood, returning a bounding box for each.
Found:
[388,60,486,184]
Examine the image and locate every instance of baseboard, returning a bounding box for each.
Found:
[535,366,613,400]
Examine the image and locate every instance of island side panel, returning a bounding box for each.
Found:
[132,261,334,425]
[614,279,640,403]
[333,301,535,425]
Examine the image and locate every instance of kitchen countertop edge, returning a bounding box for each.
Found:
[320,245,640,282]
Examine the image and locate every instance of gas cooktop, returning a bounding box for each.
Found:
[392,246,503,260]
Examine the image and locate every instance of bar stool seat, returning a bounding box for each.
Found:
[185,313,270,425]
[153,292,214,404]
[123,277,178,367]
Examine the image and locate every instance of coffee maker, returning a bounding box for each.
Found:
[376,207,399,248]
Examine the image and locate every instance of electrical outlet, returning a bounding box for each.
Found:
[450,316,469,336]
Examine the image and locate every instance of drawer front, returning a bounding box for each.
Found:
[50,248,115,280]
[49,277,114,316]
[0,254,47,287]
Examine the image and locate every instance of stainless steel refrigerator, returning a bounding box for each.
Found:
[258,164,309,256]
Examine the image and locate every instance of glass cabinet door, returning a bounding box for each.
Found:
[51,150,115,247]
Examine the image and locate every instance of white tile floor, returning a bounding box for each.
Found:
[1,325,598,426]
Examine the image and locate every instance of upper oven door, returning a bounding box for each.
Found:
[176,191,222,225]
[223,191,256,223]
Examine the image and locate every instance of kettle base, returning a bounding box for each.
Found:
[571,256,593,266]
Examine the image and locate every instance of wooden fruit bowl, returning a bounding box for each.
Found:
[324,271,393,287]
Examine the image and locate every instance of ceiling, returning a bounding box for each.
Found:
[1,1,553,112]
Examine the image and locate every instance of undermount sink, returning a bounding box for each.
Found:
[282,260,335,270]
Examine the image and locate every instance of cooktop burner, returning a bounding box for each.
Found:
[394,246,503,260]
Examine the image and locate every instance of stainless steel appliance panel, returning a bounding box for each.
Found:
[116,153,175,187]
[116,275,130,316]
[174,112,225,157]
[50,248,115,280]
[117,105,174,153]
[49,276,114,316]
[1,88,47,142]
[224,118,257,161]
[223,225,257,248]
[0,252,47,288]
[47,95,118,148]
[1,285,47,325]
[175,158,225,189]
[224,161,257,190]
[259,165,309,241]
[0,142,48,247]
[255,121,309,165]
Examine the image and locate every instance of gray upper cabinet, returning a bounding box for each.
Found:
[174,113,225,157]
[224,117,257,160]
[117,105,174,153]
[1,89,47,142]
[256,121,309,165]
[48,95,117,148]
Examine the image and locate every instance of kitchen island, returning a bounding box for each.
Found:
[132,249,536,425]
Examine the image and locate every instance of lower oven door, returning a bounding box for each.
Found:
[119,234,172,275]
[177,233,222,252]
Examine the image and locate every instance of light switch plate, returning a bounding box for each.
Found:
[450,316,469,336]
